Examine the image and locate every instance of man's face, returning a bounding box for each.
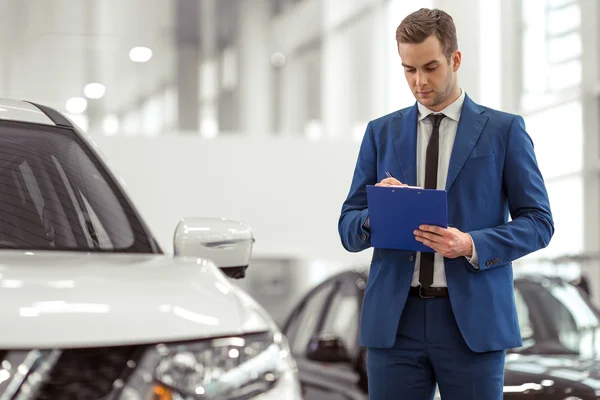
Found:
[397,35,461,111]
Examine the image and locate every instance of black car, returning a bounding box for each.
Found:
[282,269,600,399]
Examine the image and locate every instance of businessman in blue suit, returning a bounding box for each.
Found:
[338,8,554,400]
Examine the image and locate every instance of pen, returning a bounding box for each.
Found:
[385,171,393,178]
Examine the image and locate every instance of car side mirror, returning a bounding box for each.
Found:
[306,333,351,363]
[173,218,254,279]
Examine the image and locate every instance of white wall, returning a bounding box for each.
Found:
[91,135,374,266]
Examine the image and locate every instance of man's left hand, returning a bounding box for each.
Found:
[414,225,473,259]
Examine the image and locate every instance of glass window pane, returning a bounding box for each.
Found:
[522,0,547,26]
[514,288,535,347]
[548,59,582,91]
[18,161,45,218]
[522,34,549,94]
[286,283,334,356]
[516,281,600,358]
[524,101,582,179]
[521,0,581,99]
[319,282,359,352]
[79,192,114,249]
[547,32,581,64]
[527,174,584,260]
[0,124,152,252]
[547,4,581,36]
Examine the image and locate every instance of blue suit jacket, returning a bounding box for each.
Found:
[338,94,554,353]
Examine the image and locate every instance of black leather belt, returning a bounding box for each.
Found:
[409,285,449,298]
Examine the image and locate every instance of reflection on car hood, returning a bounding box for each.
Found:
[505,353,600,397]
[0,250,272,349]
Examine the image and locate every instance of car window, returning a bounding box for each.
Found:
[515,280,600,357]
[319,280,360,355]
[51,156,114,249]
[0,122,155,252]
[514,288,535,346]
[285,282,335,356]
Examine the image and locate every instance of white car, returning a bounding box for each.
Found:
[0,99,302,399]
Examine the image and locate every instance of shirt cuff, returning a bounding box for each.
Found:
[465,233,479,269]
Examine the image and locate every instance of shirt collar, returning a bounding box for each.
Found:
[417,89,465,122]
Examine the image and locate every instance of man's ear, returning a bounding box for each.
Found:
[452,50,462,72]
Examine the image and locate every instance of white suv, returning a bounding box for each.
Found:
[0,99,302,399]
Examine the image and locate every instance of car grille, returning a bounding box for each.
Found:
[0,345,146,400]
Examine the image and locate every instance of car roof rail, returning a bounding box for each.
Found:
[24,101,73,128]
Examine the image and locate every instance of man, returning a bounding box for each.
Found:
[338,8,554,400]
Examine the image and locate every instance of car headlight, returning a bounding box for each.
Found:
[119,331,294,400]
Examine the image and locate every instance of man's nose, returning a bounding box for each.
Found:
[415,71,427,87]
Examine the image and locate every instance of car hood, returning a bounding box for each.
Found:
[0,251,273,349]
[505,353,600,397]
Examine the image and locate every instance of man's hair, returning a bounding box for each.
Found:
[396,8,458,60]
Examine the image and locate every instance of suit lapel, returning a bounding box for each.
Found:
[445,95,488,192]
[392,105,418,186]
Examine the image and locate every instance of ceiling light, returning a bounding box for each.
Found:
[65,97,87,114]
[129,47,153,63]
[84,83,106,99]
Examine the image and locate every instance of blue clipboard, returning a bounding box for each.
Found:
[366,185,448,252]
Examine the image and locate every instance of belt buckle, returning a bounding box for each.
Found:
[419,286,435,299]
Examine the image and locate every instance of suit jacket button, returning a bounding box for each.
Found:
[409,255,415,262]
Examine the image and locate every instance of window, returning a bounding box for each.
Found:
[540,290,580,350]
[18,162,45,216]
[547,3,580,35]
[514,280,600,357]
[319,281,360,354]
[523,101,582,180]
[0,123,154,252]
[520,0,582,111]
[285,282,335,356]
[532,175,583,260]
[52,156,113,250]
[514,288,535,347]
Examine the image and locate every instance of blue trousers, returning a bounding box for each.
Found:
[367,295,505,400]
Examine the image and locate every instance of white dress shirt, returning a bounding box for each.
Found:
[411,89,479,288]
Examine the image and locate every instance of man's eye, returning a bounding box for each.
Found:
[405,69,416,73]
[426,67,437,72]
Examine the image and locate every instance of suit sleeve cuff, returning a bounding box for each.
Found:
[465,233,479,269]
[360,211,370,242]
[363,216,370,231]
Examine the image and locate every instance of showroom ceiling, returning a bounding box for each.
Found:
[0,0,175,115]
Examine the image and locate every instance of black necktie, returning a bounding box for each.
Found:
[419,113,445,288]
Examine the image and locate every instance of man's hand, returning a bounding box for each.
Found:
[375,177,407,187]
[414,225,473,259]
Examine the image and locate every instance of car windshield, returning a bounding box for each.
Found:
[0,121,155,253]
[514,277,600,358]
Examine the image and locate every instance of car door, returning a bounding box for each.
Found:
[284,274,366,400]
